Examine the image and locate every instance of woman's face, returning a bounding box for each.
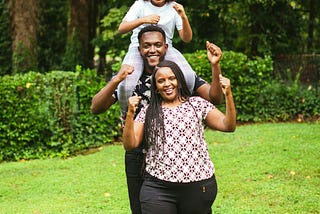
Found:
[151,0,166,7]
[154,67,179,104]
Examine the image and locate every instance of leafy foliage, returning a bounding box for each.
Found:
[184,50,320,122]
[1,0,320,74]
[0,50,319,161]
[0,68,120,161]
[37,0,68,72]
[182,0,314,56]
[62,29,86,71]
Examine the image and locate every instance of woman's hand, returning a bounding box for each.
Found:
[127,96,142,114]
[219,74,231,96]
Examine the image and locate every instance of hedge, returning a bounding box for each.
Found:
[185,50,320,122]
[1,51,319,161]
[0,67,120,161]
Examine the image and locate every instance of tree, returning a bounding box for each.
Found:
[243,0,303,57]
[303,0,320,53]
[1,0,319,75]
[62,0,100,71]
[8,0,39,73]
[63,0,90,70]
[37,1,68,72]
[0,0,12,75]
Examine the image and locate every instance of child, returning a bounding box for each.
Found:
[117,0,196,115]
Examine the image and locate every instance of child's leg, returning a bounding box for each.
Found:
[118,47,143,115]
[164,47,196,93]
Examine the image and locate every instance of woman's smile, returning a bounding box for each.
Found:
[154,67,180,105]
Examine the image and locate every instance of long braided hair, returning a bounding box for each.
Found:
[143,60,191,150]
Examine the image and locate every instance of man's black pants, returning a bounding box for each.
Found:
[125,150,144,214]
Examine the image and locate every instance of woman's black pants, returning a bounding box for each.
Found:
[139,174,217,214]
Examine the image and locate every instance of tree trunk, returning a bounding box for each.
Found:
[8,0,39,73]
[307,0,315,52]
[88,0,98,68]
[68,0,90,68]
[249,3,260,57]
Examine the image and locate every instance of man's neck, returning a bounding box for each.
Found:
[144,65,155,75]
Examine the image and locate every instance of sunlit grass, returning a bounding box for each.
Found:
[0,123,319,213]
[0,145,129,214]
[207,122,320,213]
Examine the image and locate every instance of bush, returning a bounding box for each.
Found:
[1,50,319,161]
[0,68,120,161]
[0,72,46,160]
[185,50,319,122]
[257,80,320,122]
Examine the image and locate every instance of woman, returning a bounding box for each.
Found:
[123,60,236,214]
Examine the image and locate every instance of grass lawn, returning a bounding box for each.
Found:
[0,122,319,213]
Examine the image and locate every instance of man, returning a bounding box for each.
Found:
[91,25,223,214]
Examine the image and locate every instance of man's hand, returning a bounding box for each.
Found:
[206,41,222,65]
[114,64,134,83]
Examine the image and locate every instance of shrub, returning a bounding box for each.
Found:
[0,72,47,160]
[185,50,319,122]
[257,80,320,122]
[1,50,319,162]
[0,68,120,161]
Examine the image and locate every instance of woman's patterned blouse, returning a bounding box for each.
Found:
[136,96,215,183]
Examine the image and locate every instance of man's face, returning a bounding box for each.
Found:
[138,31,168,73]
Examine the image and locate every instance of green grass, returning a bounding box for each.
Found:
[206,122,320,214]
[0,123,319,213]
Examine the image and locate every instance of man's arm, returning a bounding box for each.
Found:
[90,64,134,114]
[195,42,224,105]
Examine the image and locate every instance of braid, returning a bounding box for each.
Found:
[143,60,191,150]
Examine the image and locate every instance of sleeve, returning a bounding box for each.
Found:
[171,2,183,31]
[113,90,118,101]
[122,1,142,22]
[190,97,215,120]
[175,13,183,31]
[135,106,147,123]
[192,75,207,93]
[201,98,215,119]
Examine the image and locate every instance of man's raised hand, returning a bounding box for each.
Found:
[206,41,222,65]
[114,64,134,83]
